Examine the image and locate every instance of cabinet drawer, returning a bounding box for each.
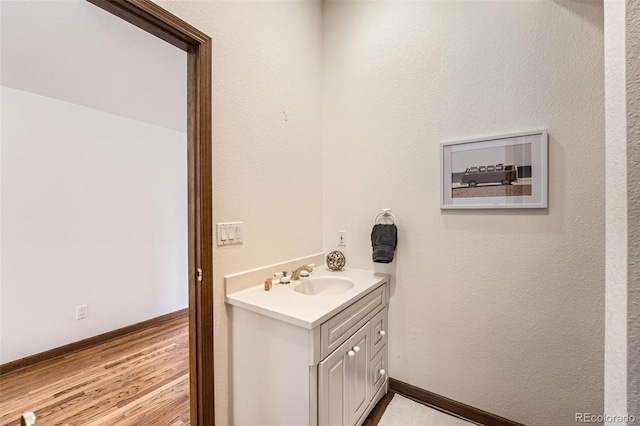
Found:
[370,345,387,396]
[370,308,387,359]
[321,284,386,360]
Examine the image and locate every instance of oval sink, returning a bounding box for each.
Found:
[293,276,355,296]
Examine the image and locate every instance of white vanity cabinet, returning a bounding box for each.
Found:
[229,278,389,426]
[318,284,388,426]
[319,309,388,426]
[319,323,370,426]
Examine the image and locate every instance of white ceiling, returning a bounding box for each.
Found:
[1,0,187,133]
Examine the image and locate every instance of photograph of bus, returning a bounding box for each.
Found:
[460,163,518,187]
[443,131,546,207]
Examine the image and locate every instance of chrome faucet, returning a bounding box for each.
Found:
[291,264,314,280]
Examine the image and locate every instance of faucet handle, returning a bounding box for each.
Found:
[274,271,291,284]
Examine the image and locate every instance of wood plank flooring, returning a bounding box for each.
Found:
[0,316,190,426]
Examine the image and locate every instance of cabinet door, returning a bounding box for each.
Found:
[348,323,371,425]
[319,339,349,426]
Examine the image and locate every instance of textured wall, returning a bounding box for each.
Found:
[627,0,640,419]
[150,2,323,424]
[604,0,629,421]
[148,1,608,424]
[322,1,604,424]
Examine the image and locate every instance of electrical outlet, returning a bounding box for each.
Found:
[76,305,88,320]
[338,231,346,246]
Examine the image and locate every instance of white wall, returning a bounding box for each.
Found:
[604,0,628,421]
[0,0,188,363]
[0,87,188,363]
[0,0,186,132]
[322,1,604,425]
[150,2,323,424]
[625,1,640,418]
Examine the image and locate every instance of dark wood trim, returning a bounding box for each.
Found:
[0,308,188,376]
[189,35,214,426]
[86,0,208,50]
[389,378,525,426]
[83,2,214,425]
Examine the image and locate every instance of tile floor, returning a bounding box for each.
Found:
[378,395,475,426]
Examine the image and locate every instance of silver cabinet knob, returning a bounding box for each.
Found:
[379,330,386,336]
[353,346,360,353]
[347,350,355,357]
[379,369,386,376]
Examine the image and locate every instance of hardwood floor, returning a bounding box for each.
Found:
[0,316,189,426]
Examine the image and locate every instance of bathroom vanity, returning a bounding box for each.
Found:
[225,258,389,426]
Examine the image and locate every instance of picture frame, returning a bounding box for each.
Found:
[440,130,548,209]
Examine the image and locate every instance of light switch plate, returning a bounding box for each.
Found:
[217,222,243,246]
[338,231,346,246]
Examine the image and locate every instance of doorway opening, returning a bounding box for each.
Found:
[82,1,214,424]
[0,0,213,424]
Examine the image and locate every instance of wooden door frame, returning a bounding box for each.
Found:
[85,1,214,424]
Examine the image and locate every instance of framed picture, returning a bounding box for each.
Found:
[440,130,548,209]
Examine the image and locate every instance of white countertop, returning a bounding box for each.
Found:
[225,267,389,329]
